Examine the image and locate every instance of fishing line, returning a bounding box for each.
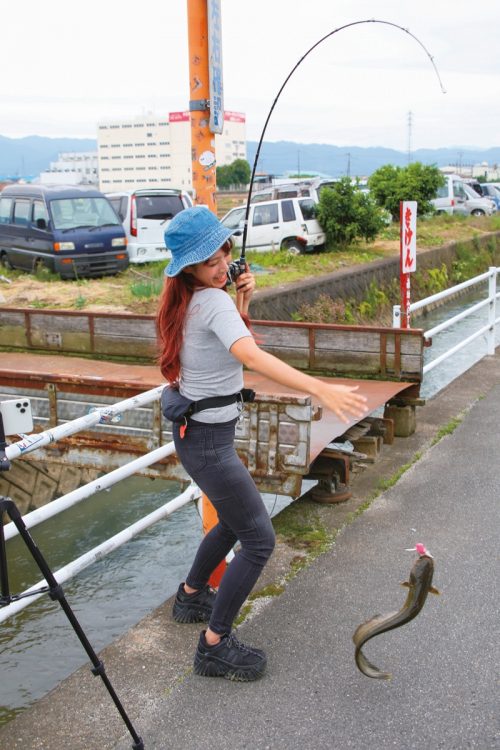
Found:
[239,18,447,258]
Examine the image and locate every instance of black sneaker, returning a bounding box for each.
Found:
[172,583,216,624]
[194,631,267,681]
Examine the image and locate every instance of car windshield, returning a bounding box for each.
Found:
[221,207,245,230]
[136,195,184,220]
[50,197,121,230]
[463,184,484,200]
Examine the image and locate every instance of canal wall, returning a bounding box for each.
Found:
[248,231,500,320]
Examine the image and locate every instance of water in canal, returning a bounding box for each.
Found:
[1,286,498,725]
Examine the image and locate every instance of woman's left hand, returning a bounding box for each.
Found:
[235,266,256,314]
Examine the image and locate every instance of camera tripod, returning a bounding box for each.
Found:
[0,496,144,750]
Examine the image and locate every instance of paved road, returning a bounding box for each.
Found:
[115,386,500,750]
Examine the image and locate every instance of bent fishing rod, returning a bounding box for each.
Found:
[229,17,446,281]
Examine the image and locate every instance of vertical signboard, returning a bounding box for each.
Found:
[400,201,417,328]
[207,0,224,134]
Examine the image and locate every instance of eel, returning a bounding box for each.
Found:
[353,543,440,679]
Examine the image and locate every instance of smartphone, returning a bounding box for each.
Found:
[0,398,34,436]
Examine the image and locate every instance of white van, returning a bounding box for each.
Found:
[221,197,325,253]
[106,188,193,263]
[431,175,495,216]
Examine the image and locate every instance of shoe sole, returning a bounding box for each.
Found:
[172,602,212,624]
[194,654,266,682]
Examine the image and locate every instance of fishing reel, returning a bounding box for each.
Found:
[226,255,247,286]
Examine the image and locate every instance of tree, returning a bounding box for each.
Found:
[368,162,445,218]
[315,177,387,248]
[216,159,250,189]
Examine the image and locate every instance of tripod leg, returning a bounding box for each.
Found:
[0,505,10,603]
[1,498,144,750]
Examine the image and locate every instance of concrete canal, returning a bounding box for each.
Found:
[1,287,498,726]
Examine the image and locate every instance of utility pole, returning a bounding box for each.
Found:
[186,0,219,212]
[407,111,413,165]
[186,0,226,587]
[345,152,351,178]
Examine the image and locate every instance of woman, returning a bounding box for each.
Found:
[158,206,367,682]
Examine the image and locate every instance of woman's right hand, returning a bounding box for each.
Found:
[315,382,368,424]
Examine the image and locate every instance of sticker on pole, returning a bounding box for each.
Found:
[401,201,417,273]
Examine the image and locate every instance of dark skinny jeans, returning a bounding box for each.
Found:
[173,418,275,635]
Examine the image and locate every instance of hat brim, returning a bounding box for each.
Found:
[164,223,234,277]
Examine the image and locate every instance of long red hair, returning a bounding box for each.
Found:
[157,243,252,383]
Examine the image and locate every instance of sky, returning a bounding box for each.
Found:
[2,0,499,152]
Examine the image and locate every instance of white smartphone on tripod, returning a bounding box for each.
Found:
[0,398,34,436]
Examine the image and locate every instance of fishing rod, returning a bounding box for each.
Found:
[228,17,446,282]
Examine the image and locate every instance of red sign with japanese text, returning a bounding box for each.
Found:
[399,201,417,328]
[401,200,417,273]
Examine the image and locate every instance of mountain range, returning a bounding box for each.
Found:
[1,134,499,180]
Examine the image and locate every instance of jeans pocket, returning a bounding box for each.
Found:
[174,427,207,476]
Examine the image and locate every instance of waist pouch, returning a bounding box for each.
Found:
[161,386,256,424]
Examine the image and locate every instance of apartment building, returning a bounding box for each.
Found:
[97,111,246,193]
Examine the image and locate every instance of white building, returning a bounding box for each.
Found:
[97,111,246,193]
[39,152,99,186]
[440,162,500,181]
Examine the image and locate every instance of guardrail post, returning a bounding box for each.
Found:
[392,305,401,328]
[47,383,58,428]
[487,266,496,355]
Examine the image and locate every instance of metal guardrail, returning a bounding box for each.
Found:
[393,266,500,375]
[1,388,201,623]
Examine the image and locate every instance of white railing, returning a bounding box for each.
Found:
[0,483,199,624]
[0,387,204,623]
[393,266,500,374]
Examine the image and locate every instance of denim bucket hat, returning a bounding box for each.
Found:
[164,206,234,277]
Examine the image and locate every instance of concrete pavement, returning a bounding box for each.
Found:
[1,352,499,750]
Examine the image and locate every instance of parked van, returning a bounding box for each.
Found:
[221,197,325,253]
[431,175,495,216]
[105,188,193,263]
[0,184,128,278]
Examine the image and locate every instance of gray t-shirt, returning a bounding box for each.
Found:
[179,288,252,422]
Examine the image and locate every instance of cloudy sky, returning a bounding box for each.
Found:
[2,0,498,151]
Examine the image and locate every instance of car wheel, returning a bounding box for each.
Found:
[283,240,304,255]
[471,209,485,216]
[0,252,13,270]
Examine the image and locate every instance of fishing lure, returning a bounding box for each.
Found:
[353,543,440,679]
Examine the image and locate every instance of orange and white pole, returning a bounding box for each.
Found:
[187,0,225,586]
[187,0,217,212]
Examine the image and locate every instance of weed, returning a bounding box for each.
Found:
[129,278,163,299]
[32,264,59,282]
[294,294,350,324]
[249,583,285,600]
[431,415,463,445]
[272,499,334,553]
[74,295,87,310]
[357,280,389,319]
